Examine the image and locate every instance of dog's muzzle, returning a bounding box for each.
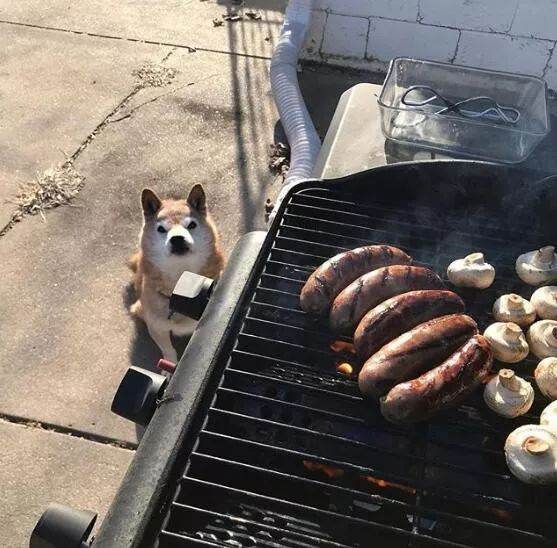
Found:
[166,225,193,255]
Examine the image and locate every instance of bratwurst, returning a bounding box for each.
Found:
[380,335,492,424]
[354,290,465,360]
[330,265,444,333]
[300,245,411,316]
[358,314,478,399]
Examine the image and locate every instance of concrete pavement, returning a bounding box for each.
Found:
[0,2,381,546]
[0,2,285,545]
[0,420,132,545]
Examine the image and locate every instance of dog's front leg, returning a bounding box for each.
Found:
[147,323,177,363]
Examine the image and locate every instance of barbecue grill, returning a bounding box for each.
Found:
[32,159,557,548]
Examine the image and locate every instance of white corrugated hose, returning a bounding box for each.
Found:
[270,0,321,193]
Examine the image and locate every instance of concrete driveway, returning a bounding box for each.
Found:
[0,0,384,545]
[0,1,285,545]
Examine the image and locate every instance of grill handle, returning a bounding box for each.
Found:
[110,367,167,426]
[169,271,215,321]
[30,503,97,548]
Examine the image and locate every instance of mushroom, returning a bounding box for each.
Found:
[483,369,534,418]
[505,425,557,484]
[535,357,557,400]
[492,294,536,327]
[516,246,557,286]
[447,253,495,288]
[541,401,557,435]
[483,322,529,363]
[531,286,557,320]
[527,320,557,359]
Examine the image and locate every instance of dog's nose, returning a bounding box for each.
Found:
[170,235,189,254]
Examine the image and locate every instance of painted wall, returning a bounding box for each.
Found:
[303,0,557,89]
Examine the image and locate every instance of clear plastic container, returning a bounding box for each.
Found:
[378,58,550,164]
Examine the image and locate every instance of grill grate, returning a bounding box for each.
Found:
[157,176,557,548]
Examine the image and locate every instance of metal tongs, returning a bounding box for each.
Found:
[401,85,521,125]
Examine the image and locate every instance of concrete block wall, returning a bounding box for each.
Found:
[303,0,557,90]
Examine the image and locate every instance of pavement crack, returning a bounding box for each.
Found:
[69,84,143,163]
[0,84,142,237]
[109,72,220,124]
[0,19,271,60]
[0,413,138,450]
[161,47,178,63]
[0,43,215,237]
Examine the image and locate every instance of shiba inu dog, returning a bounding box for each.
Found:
[129,184,224,362]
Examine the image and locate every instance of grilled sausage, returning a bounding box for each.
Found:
[380,335,493,424]
[358,314,478,399]
[354,290,465,360]
[330,265,444,333]
[299,245,412,316]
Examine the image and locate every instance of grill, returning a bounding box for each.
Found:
[95,162,557,547]
[145,161,557,548]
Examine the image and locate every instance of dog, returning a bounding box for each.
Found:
[129,184,224,362]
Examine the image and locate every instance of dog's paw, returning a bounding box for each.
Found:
[129,300,144,319]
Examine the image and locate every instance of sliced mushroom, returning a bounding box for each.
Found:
[535,357,557,400]
[492,294,536,327]
[505,424,557,484]
[531,286,557,320]
[483,322,529,363]
[447,252,495,289]
[541,401,557,435]
[527,320,557,359]
[483,369,534,418]
[516,246,557,286]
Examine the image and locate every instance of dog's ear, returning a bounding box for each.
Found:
[141,188,162,217]
[187,184,207,215]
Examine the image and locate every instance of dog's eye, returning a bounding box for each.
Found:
[188,221,197,229]
[157,226,167,233]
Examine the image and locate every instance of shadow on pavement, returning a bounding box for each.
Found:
[122,281,193,442]
[122,282,162,371]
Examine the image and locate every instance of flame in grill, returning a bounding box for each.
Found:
[303,460,345,479]
[360,475,416,494]
[488,507,513,524]
[336,362,354,375]
[330,340,355,353]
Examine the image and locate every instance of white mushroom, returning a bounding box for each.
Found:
[527,320,557,359]
[535,357,557,400]
[447,253,495,289]
[505,424,557,484]
[492,294,536,327]
[483,322,529,363]
[516,246,557,286]
[531,286,557,320]
[540,401,557,435]
[483,369,534,418]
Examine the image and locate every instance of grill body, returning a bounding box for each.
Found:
[96,161,557,548]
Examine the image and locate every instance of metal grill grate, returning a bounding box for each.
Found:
[157,179,557,548]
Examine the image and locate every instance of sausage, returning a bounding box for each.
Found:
[358,314,478,399]
[380,335,493,424]
[354,290,465,360]
[299,245,412,316]
[330,265,444,333]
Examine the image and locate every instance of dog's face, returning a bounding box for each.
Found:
[139,184,217,273]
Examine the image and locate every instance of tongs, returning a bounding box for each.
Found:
[401,85,521,125]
